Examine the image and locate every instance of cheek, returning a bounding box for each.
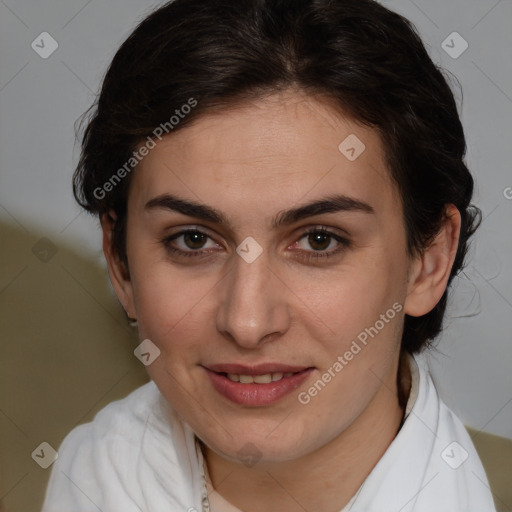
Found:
[294,271,405,435]
[126,243,205,345]
[306,254,406,349]
[129,262,216,406]
[134,273,209,352]
[298,254,407,421]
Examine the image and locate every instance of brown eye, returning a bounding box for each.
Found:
[307,232,332,251]
[162,229,220,258]
[183,231,208,249]
[293,227,351,262]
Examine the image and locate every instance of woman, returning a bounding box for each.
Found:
[42,0,496,510]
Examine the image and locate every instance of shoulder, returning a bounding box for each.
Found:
[65,380,162,456]
[359,354,497,512]
[41,381,165,511]
[412,354,497,511]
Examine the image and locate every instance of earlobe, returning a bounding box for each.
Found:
[404,205,461,317]
[100,211,136,318]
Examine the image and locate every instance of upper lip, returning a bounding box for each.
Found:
[205,363,310,375]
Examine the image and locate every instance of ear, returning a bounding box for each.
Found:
[100,211,136,319]
[404,204,461,317]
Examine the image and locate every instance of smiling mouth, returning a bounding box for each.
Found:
[223,372,295,384]
[204,366,314,406]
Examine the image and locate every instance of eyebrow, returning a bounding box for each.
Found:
[144,193,374,229]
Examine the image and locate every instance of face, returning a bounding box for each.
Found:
[110,89,416,463]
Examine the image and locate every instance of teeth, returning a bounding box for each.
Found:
[253,374,272,384]
[226,372,293,384]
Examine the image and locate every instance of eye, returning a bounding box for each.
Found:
[162,226,350,262]
[162,229,220,257]
[293,227,350,260]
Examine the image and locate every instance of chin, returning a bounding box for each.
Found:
[199,416,317,465]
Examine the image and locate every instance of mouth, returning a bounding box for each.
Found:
[203,364,314,406]
[223,371,296,384]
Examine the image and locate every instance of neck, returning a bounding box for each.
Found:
[203,355,411,512]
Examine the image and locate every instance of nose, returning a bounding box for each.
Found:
[215,249,291,349]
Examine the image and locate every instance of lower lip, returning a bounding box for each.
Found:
[205,368,314,406]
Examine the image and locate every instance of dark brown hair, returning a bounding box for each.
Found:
[73,0,480,353]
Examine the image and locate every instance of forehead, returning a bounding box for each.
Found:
[128,90,399,222]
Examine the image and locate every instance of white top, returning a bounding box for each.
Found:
[42,354,497,512]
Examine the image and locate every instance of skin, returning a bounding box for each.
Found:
[101,88,461,512]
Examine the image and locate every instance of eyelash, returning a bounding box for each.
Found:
[293,228,351,261]
[162,227,350,262]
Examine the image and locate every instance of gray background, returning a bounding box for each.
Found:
[0,0,511,443]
